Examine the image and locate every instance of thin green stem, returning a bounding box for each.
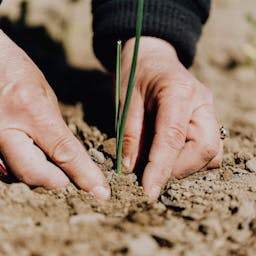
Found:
[116,0,144,174]
[115,40,122,150]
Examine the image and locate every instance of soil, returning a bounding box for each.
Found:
[0,0,256,255]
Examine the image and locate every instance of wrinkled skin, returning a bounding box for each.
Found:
[121,37,222,201]
[0,30,110,200]
[0,31,222,202]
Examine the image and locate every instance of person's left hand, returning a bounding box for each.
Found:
[120,37,223,201]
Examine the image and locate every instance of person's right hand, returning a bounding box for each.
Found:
[0,30,110,200]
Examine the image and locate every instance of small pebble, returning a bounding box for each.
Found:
[192,196,204,205]
[225,140,240,154]
[239,200,256,220]
[237,151,252,162]
[128,234,158,256]
[88,148,105,164]
[68,123,77,134]
[221,168,233,181]
[183,191,192,198]
[169,184,180,191]
[127,173,138,183]
[205,173,217,181]
[102,138,116,158]
[230,167,248,175]
[104,158,114,169]
[70,213,105,225]
[91,128,101,137]
[7,183,33,203]
[153,202,167,213]
[246,159,256,173]
[248,186,256,192]
[223,153,235,166]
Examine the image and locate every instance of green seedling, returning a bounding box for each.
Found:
[116,0,144,174]
[115,40,122,150]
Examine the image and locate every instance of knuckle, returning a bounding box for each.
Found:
[123,132,139,148]
[177,80,196,96]
[200,143,219,163]
[175,81,195,100]
[147,161,170,185]
[5,82,46,114]
[164,126,186,151]
[10,84,35,108]
[157,80,195,103]
[158,168,171,184]
[202,86,214,104]
[19,172,35,186]
[51,136,80,166]
[18,169,45,186]
[2,75,48,101]
[142,58,167,75]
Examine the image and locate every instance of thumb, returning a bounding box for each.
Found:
[33,112,110,200]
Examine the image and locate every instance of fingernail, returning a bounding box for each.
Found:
[149,185,161,202]
[90,185,111,201]
[0,162,7,176]
[122,157,131,169]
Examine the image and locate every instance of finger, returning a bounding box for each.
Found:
[172,105,220,178]
[32,114,110,200]
[122,89,144,171]
[207,140,223,169]
[0,129,70,188]
[142,91,192,201]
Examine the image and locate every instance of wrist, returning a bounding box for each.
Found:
[124,36,178,62]
[122,36,182,96]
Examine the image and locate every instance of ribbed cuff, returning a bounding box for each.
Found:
[92,0,209,72]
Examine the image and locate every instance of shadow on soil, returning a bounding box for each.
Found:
[0,1,115,136]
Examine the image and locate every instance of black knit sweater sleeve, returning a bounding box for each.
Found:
[92,0,210,72]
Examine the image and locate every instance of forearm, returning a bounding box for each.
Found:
[92,0,211,71]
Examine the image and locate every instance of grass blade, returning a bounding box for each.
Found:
[116,0,144,174]
[115,40,122,149]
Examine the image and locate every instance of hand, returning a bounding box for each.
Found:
[121,37,222,201]
[0,30,110,200]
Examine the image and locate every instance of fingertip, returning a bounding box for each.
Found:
[122,141,139,172]
[122,156,131,169]
[121,93,144,172]
[90,184,111,201]
[207,145,223,169]
[142,166,163,202]
[146,184,161,202]
[76,158,111,200]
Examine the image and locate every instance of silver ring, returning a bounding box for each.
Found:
[220,125,228,140]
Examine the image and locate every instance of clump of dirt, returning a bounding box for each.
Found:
[0,101,256,256]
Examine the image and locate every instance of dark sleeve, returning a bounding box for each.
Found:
[92,0,211,72]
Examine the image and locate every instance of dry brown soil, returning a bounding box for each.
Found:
[0,0,256,255]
